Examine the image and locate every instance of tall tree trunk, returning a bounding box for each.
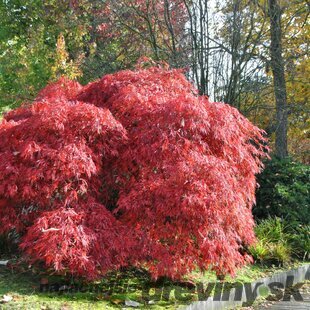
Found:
[268,0,288,158]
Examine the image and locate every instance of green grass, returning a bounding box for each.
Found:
[0,105,13,120]
[0,266,190,309]
[0,261,309,309]
[0,267,111,309]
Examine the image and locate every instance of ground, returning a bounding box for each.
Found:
[254,281,310,309]
[0,259,308,309]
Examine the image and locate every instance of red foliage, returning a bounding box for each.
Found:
[0,66,269,280]
[35,76,83,101]
[0,97,129,279]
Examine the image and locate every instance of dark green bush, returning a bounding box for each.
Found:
[254,157,310,225]
[286,224,310,260]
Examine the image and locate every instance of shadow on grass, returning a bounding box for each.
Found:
[1,261,307,309]
[0,266,196,309]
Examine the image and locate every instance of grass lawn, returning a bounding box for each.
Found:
[0,261,308,309]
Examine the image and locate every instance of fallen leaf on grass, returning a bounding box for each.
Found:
[60,302,71,310]
[125,299,141,307]
[0,260,9,266]
[111,298,123,305]
[0,294,13,303]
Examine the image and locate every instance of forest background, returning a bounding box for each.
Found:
[0,0,309,162]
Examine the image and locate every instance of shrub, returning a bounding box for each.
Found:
[254,157,310,225]
[0,95,131,278]
[267,242,291,265]
[254,217,290,243]
[287,224,310,260]
[248,240,269,262]
[249,217,291,265]
[249,241,291,266]
[253,158,309,263]
[0,66,269,280]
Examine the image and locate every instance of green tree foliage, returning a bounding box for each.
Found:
[0,0,188,114]
[0,0,92,113]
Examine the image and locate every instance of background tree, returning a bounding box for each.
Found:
[210,0,309,162]
[0,0,93,113]
[0,0,308,161]
[268,0,288,158]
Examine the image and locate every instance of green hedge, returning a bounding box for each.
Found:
[251,159,310,264]
[254,157,310,225]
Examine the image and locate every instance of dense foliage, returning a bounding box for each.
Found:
[252,159,309,263]
[249,217,291,265]
[0,66,268,280]
[254,157,310,225]
[249,217,310,264]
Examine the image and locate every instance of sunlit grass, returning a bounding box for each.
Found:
[0,261,308,309]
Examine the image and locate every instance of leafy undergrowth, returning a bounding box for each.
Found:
[0,262,308,309]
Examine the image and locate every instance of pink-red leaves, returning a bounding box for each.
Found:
[0,67,269,280]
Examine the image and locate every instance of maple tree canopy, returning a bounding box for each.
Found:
[0,66,269,280]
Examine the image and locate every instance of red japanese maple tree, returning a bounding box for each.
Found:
[0,67,268,280]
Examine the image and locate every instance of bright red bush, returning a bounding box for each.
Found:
[0,98,131,279]
[0,66,269,280]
